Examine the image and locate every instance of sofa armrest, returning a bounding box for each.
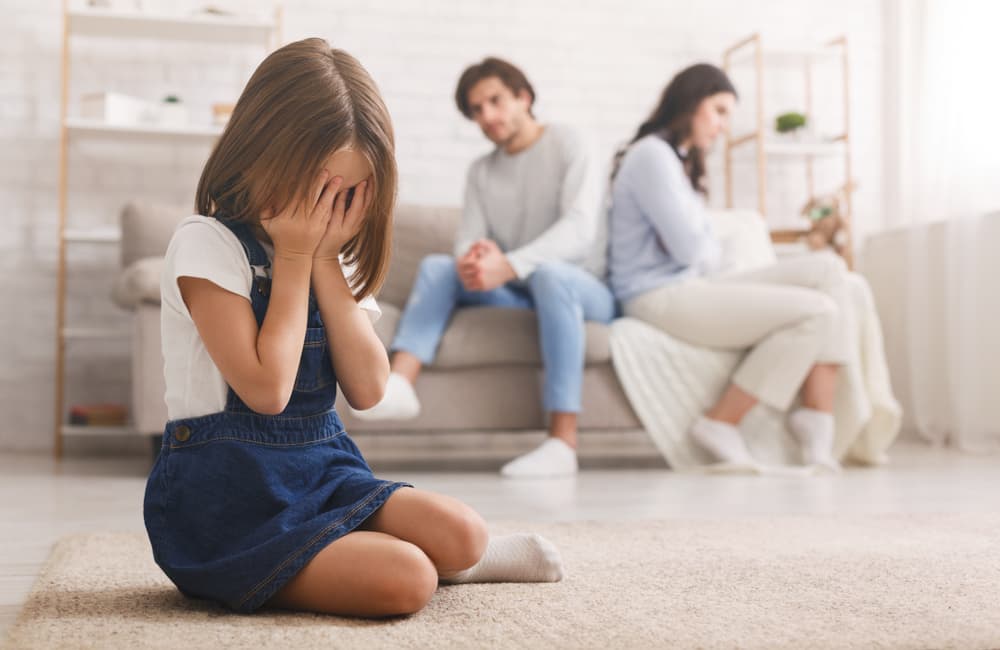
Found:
[112,256,163,310]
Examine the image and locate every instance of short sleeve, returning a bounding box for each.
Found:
[161,217,252,320]
[339,255,382,323]
[357,293,382,323]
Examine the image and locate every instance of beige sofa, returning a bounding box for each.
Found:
[113,203,652,467]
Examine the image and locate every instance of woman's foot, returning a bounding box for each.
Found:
[689,416,756,466]
[788,408,841,472]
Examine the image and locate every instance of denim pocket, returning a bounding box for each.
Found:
[294,327,335,392]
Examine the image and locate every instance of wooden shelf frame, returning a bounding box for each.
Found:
[722,32,855,269]
[54,0,283,457]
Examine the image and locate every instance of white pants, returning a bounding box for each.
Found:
[624,252,850,410]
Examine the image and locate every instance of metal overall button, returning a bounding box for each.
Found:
[174,425,192,442]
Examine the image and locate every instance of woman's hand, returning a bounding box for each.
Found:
[261,170,337,260]
[314,178,372,263]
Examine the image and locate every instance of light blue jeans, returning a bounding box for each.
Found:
[391,254,619,413]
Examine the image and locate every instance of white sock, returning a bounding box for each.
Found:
[349,372,420,421]
[788,408,841,472]
[689,416,756,466]
[500,437,578,478]
[441,533,564,584]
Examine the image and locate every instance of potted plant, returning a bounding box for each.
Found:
[158,94,188,127]
[775,111,808,139]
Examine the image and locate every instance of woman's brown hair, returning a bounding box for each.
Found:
[613,63,736,194]
[195,38,396,301]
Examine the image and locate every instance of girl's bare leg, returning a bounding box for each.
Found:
[267,530,438,617]
[361,488,488,576]
[363,488,563,583]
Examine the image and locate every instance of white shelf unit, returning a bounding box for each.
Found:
[65,117,224,139]
[55,2,282,456]
[722,32,855,266]
[62,327,131,340]
[67,6,277,43]
[61,424,134,437]
[63,227,121,243]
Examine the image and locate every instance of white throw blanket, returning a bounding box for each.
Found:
[609,211,902,472]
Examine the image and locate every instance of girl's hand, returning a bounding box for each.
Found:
[261,170,337,260]
[314,178,372,263]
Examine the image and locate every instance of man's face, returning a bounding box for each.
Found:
[465,76,532,146]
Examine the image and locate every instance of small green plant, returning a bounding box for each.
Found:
[775,111,807,133]
[163,95,181,103]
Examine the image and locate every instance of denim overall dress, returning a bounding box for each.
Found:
[143,219,409,613]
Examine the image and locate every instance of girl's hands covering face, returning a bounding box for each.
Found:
[313,176,372,262]
[260,169,337,260]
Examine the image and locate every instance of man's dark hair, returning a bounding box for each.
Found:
[455,57,536,119]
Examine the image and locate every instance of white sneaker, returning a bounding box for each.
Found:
[349,373,421,421]
[500,438,578,479]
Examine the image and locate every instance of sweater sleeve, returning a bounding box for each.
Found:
[453,160,490,259]
[505,130,602,278]
[622,139,720,271]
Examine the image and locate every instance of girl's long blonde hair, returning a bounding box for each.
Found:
[195,38,396,300]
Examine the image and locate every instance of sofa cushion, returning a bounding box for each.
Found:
[112,256,164,309]
[121,202,189,267]
[709,209,778,273]
[379,205,461,308]
[372,303,611,367]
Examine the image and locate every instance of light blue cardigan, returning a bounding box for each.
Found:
[608,135,721,302]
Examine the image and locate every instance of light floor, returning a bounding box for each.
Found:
[2,441,999,638]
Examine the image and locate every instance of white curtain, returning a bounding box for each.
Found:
[879,0,1000,451]
[895,0,1000,226]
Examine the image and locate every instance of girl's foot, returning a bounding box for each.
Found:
[441,533,564,584]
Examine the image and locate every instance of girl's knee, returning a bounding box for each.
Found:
[442,505,489,571]
[383,544,438,615]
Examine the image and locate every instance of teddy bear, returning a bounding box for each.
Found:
[801,182,854,256]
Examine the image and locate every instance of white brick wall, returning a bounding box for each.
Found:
[0,0,884,452]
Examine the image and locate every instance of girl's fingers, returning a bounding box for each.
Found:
[315,176,342,219]
[310,169,330,210]
[346,180,368,226]
[332,182,348,219]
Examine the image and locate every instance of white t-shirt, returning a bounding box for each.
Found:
[160,215,381,420]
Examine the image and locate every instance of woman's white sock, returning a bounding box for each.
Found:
[689,416,756,466]
[441,533,564,584]
[788,407,841,472]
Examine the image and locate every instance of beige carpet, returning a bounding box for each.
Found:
[5,515,1000,649]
